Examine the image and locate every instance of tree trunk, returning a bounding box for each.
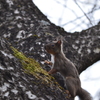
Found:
[0,0,100,99]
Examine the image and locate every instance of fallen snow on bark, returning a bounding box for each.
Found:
[0,83,10,92]
[1,50,14,59]
[11,89,18,94]
[6,0,14,7]
[26,91,37,99]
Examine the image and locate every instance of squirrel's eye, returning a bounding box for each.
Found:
[51,44,55,47]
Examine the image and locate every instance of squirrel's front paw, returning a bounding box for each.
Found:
[44,60,52,65]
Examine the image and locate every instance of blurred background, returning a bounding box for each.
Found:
[33,0,100,100]
[33,0,100,32]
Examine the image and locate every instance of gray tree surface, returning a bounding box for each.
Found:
[0,0,100,100]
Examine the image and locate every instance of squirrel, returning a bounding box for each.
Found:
[44,37,92,100]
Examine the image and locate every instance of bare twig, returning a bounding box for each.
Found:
[61,7,100,27]
[74,0,93,26]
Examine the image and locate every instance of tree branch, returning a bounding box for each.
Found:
[74,0,93,26]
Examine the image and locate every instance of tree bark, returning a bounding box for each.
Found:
[0,0,100,99]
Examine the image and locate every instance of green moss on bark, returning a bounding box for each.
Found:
[11,46,56,83]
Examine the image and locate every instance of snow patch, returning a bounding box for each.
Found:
[19,82,26,91]
[29,47,34,51]
[87,49,91,54]
[16,16,22,20]
[3,33,11,38]
[4,92,9,97]
[75,40,79,44]
[0,83,9,92]
[72,44,78,49]
[14,9,20,14]
[16,30,26,39]
[36,42,41,45]
[17,23,22,28]
[0,65,5,70]
[93,48,100,53]
[20,41,25,46]
[7,67,14,70]
[6,0,14,7]
[78,48,82,54]
[27,34,33,37]
[26,91,36,99]
[11,89,18,94]
[30,24,34,28]
[0,50,14,59]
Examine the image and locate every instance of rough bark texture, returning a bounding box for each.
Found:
[0,0,100,100]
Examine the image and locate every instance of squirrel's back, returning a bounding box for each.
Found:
[52,52,79,79]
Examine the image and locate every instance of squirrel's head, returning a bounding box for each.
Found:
[44,40,62,55]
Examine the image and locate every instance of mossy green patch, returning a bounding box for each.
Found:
[11,46,55,84]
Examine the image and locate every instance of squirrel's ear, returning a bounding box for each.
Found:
[57,40,62,45]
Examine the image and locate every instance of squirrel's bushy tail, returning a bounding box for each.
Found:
[78,88,92,100]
